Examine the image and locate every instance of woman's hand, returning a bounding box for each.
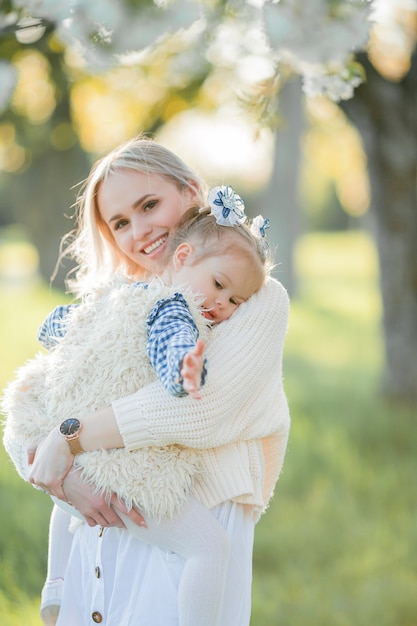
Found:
[62,468,147,529]
[28,427,73,500]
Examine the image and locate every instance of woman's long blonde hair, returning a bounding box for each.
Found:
[56,136,208,298]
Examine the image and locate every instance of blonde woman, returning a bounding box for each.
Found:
[4,137,290,626]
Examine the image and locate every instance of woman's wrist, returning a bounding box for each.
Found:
[78,406,124,451]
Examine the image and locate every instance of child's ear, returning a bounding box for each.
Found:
[172,243,194,270]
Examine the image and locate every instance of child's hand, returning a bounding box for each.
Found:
[180,339,205,400]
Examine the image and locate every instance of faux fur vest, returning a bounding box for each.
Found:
[2,279,210,520]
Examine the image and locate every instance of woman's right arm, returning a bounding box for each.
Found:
[112,277,290,451]
[28,278,290,498]
[57,277,289,454]
[55,277,288,456]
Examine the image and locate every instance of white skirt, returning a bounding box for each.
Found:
[56,501,255,626]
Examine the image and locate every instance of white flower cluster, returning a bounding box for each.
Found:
[302,70,364,101]
[54,0,202,72]
[263,0,371,66]
[261,0,372,100]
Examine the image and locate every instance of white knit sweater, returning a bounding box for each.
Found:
[111,276,291,519]
[2,277,290,521]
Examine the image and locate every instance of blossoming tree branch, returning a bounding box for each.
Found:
[0,0,406,114]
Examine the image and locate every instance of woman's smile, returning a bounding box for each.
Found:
[142,234,169,256]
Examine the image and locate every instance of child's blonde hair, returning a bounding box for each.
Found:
[167,207,273,290]
[57,136,208,297]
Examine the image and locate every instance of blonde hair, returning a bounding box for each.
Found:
[168,207,273,289]
[57,136,208,297]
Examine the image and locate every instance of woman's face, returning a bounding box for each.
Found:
[97,169,197,274]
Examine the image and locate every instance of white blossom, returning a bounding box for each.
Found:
[0,0,414,112]
[302,68,364,101]
[262,0,371,66]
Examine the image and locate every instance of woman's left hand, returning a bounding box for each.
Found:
[61,469,148,529]
[28,427,74,500]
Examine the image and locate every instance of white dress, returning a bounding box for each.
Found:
[56,501,254,626]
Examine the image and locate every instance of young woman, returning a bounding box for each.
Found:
[4,137,290,626]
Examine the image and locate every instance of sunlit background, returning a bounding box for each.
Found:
[1,1,416,624]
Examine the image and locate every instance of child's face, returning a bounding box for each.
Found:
[98,169,197,274]
[171,245,261,323]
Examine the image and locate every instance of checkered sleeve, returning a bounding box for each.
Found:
[146,293,207,397]
[37,304,78,350]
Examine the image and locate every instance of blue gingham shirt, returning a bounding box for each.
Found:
[37,288,207,397]
[146,293,207,396]
[37,304,78,349]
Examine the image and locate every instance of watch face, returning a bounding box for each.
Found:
[60,418,81,437]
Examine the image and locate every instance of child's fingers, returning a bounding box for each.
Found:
[182,370,202,400]
[194,339,205,357]
[182,369,199,388]
[182,352,203,375]
[183,381,202,400]
[182,352,195,369]
[181,342,205,400]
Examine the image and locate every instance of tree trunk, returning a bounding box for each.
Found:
[340,51,417,403]
[261,76,305,296]
[11,145,91,290]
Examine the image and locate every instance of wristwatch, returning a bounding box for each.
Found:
[59,418,84,455]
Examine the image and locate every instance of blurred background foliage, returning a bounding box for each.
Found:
[0,0,415,399]
[0,0,416,624]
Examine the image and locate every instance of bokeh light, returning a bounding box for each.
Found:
[12,50,56,123]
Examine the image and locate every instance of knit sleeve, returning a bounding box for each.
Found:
[112,277,289,451]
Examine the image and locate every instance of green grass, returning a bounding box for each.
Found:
[0,246,70,626]
[1,231,416,625]
[252,232,417,625]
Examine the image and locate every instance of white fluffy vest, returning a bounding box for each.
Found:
[2,279,210,520]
